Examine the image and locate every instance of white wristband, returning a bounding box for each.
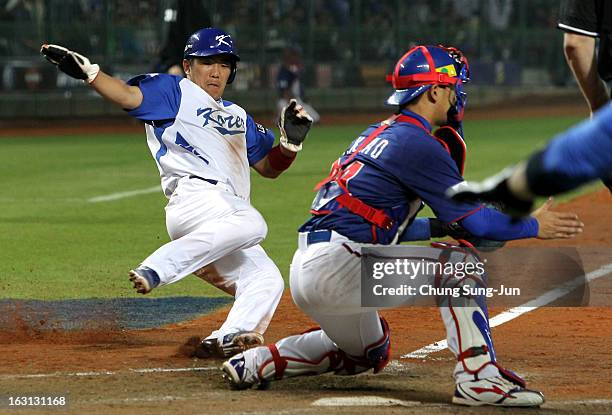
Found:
[280,135,303,152]
[84,63,100,84]
[70,51,100,84]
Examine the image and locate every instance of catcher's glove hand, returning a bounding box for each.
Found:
[40,44,100,83]
[278,99,313,152]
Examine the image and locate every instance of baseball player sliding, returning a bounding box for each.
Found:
[40,27,312,358]
[220,45,583,407]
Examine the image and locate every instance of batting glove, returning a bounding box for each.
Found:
[40,44,100,84]
[278,99,313,152]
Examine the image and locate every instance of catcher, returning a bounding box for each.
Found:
[40,27,312,358]
[219,45,583,407]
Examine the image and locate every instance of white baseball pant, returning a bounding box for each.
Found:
[140,176,284,338]
[245,231,500,383]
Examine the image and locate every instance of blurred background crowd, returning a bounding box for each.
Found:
[0,0,575,117]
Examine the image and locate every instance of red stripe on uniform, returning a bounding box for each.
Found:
[268,344,288,380]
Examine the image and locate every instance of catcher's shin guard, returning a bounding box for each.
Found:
[433,242,498,381]
[432,243,543,406]
[442,304,498,380]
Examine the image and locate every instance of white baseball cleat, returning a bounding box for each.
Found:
[453,376,545,407]
[221,353,261,390]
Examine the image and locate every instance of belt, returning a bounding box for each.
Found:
[306,230,332,245]
[298,230,336,250]
[188,175,218,186]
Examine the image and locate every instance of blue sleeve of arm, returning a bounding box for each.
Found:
[126,74,182,122]
[459,207,539,240]
[246,115,275,165]
[540,104,612,180]
[399,218,431,241]
[394,137,483,223]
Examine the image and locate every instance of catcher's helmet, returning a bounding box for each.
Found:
[386,45,469,115]
[184,27,240,84]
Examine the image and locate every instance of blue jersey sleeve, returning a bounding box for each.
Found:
[542,104,612,180]
[126,74,182,122]
[460,206,539,240]
[393,134,483,223]
[245,115,275,165]
[399,218,431,241]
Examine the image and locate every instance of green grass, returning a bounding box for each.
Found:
[0,115,597,300]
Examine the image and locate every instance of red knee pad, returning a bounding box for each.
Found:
[335,317,391,375]
[365,317,391,373]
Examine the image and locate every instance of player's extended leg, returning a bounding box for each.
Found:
[221,313,390,389]
[221,235,391,388]
[129,178,268,293]
[190,245,284,358]
[435,243,545,407]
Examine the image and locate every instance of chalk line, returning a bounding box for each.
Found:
[87,185,160,203]
[402,262,612,359]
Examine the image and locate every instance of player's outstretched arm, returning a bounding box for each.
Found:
[253,99,313,178]
[447,165,534,216]
[89,72,143,110]
[447,190,582,243]
[41,44,143,110]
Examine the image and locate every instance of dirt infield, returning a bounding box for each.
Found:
[0,189,610,414]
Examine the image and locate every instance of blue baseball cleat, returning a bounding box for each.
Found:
[221,353,262,390]
[128,266,160,294]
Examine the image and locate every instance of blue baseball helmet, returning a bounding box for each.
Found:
[183,27,241,84]
[386,45,470,117]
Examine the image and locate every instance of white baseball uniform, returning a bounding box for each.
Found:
[125,73,284,339]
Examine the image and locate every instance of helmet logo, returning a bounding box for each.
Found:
[212,34,232,48]
[436,64,457,77]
